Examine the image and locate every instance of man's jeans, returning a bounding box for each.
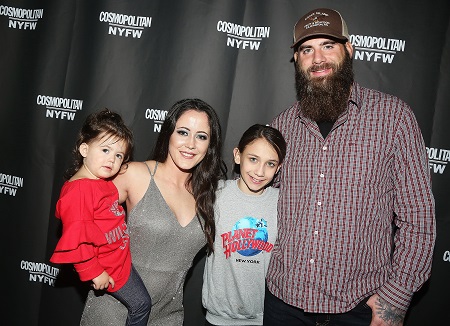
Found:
[263,286,372,326]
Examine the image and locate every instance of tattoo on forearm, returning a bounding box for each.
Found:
[374,297,405,325]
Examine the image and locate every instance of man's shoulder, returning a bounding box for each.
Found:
[355,82,405,101]
[270,101,299,127]
[275,101,298,116]
[353,82,411,111]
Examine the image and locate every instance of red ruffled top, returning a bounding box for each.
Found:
[50,179,131,292]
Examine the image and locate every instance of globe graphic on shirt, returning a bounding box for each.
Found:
[233,217,268,257]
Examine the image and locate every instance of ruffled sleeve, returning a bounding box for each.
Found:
[50,181,108,281]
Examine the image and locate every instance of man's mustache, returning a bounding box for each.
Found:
[308,63,335,73]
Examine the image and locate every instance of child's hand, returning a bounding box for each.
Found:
[92,271,115,290]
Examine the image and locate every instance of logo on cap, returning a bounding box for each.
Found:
[291,8,349,49]
[304,12,331,30]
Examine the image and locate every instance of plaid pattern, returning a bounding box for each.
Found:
[267,82,435,313]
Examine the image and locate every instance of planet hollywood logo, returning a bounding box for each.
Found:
[217,21,270,50]
[426,147,449,174]
[36,95,83,120]
[350,34,406,63]
[221,217,273,259]
[0,172,23,196]
[99,11,152,38]
[0,5,43,30]
[145,107,168,133]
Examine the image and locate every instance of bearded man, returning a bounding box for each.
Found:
[264,8,435,326]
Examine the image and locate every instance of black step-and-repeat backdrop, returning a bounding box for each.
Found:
[1,0,449,325]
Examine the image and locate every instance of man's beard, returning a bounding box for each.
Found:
[295,50,354,122]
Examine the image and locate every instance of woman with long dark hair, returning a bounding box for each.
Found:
[80,98,226,326]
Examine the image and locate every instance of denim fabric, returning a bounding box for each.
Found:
[111,265,152,326]
[263,286,371,326]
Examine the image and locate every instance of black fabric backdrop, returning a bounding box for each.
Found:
[1,0,449,325]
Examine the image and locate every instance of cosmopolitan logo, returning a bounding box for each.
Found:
[99,11,152,38]
[426,147,449,174]
[145,108,168,133]
[217,21,270,50]
[0,172,23,196]
[36,95,83,120]
[444,251,450,262]
[0,5,43,30]
[350,34,406,63]
[21,260,59,286]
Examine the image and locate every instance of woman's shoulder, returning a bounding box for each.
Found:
[114,161,154,187]
[121,160,155,175]
[114,160,155,205]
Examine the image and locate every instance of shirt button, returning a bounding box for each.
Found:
[322,146,327,151]
[319,173,324,178]
[314,230,318,235]
[310,259,314,263]
[317,201,322,206]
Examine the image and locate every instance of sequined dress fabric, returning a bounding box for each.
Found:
[80,162,206,326]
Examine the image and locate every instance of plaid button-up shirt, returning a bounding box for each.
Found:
[267,82,435,313]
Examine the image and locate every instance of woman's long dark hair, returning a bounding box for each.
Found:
[152,98,227,254]
[64,108,134,180]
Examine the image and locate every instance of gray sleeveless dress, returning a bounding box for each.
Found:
[80,162,207,326]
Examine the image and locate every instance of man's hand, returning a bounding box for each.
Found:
[367,294,405,326]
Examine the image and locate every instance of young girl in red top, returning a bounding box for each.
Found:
[50,108,151,326]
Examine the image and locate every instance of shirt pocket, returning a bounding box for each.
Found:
[341,139,383,184]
